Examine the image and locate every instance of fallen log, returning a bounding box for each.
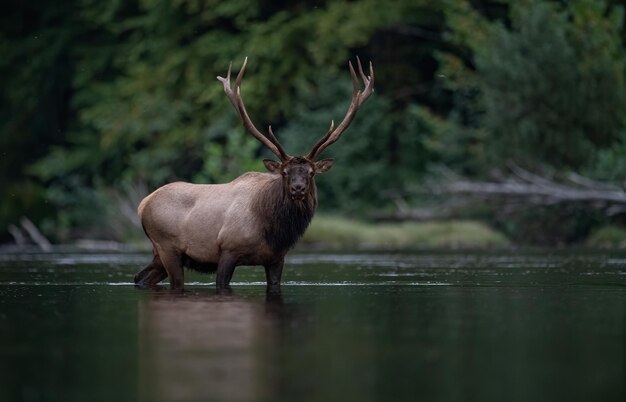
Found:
[382,165,626,220]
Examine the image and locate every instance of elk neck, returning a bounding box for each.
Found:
[253,174,317,253]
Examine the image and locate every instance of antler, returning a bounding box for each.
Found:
[307,57,374,161]
[217,57,290,161]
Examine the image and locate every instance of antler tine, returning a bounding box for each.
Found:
[267,125,281,147]
[357,58,375,105]
[349,61,360,95]
[305,120,335,161]
[235,87,290,161]
[307,58,375,160]
[226,62,232,82]
[356,56,367,85]
[234,57,248,90]
[217,58,290,161]
[359,61,374,103]
[217,62,236,110]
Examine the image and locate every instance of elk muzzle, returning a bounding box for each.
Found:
[289,178,307,201]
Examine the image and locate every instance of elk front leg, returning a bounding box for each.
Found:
[216,253,238,289]
[264,258,284,291]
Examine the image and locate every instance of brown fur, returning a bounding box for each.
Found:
[135,163,323,290]
[136,58,372,290]
[253,171,316,253]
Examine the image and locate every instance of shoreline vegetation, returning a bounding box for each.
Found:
[3,1,626,247]
[301,216,509,250]
[2,215,625,253]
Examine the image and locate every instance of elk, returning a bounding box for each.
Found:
[134,57,374,291]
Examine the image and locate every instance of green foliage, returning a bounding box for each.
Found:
[2,0,443,240]
[40,176,112,241]
[588,130,626,184]
[1,0,625,244]
[302,215,509,249]
[411,0,626,245]
[0,1,79,232]
[439,0,626,171]
[482,1,625,168]
[193,118,264,184]
[491,204,609,245]
[278,75,430,212]
[586,225,626,248]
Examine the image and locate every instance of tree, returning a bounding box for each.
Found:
[3,0,625,243]
[436,0,626,172]
[2,0,444,240]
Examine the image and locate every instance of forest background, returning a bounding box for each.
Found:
[2,0,626,248]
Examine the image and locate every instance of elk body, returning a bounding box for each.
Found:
[135,58,374,291]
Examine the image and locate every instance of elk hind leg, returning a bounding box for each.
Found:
[159,249,184,291]
[135,254,167,286]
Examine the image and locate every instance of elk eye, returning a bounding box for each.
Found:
[281,171,288,177]
[309,170,315,177]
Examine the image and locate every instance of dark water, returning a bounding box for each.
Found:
[0,250,624,402]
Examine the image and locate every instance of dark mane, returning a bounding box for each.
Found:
[253,175,316,253]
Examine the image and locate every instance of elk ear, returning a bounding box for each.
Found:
[263,159,281,173]
[315,158,334,173]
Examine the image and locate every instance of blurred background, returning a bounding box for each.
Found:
[1,0,625,248]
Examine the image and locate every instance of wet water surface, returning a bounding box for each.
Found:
[0,250,624,402]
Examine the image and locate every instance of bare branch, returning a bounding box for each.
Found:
[432,167,626,207]
[385,167,626,221]
[20,217,51,251]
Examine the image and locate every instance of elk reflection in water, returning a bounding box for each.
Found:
[136,288,288,402]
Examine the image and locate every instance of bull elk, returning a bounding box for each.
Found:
[135,57,374,290]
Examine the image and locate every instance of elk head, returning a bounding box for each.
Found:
[217,57,374,201]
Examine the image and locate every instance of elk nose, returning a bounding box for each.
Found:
[291,184,305,192]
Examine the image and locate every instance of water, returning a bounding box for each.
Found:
[0,250,624,402]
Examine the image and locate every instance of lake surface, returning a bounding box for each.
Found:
[0,250,624,402]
